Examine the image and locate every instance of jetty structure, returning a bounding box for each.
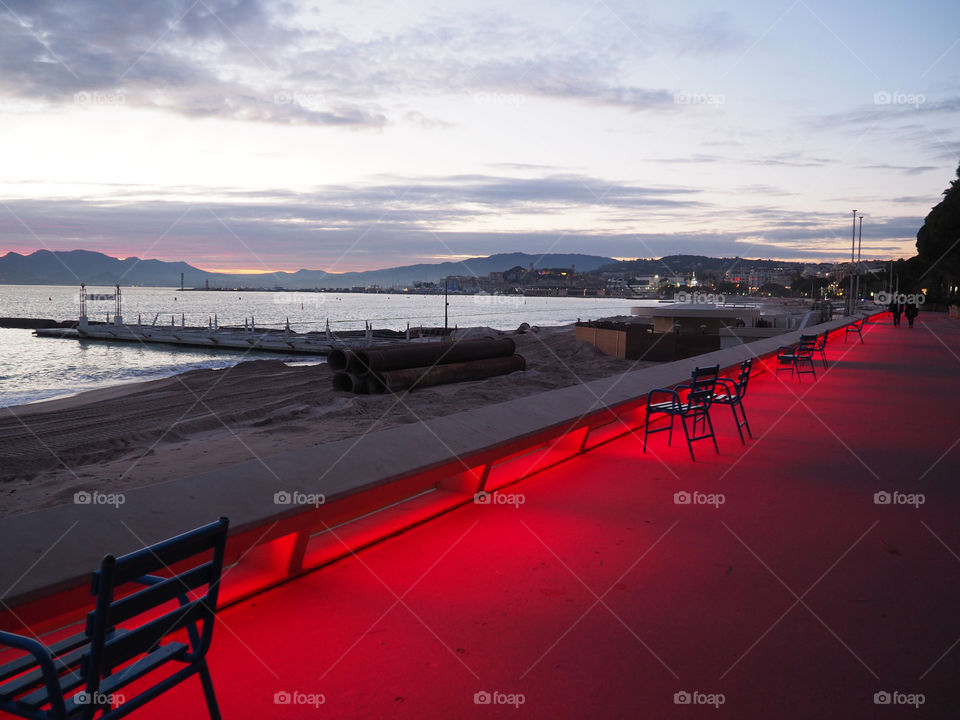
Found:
[31,284,438,355]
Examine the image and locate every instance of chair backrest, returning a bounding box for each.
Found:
[685,365,719,410]
[82,518,229,699]
[733,358,753,397]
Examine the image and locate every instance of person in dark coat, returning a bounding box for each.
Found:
[904,299,919,328]
[889,299,903,327]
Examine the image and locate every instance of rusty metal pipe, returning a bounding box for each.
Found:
[355,338,515,375]
[346,342,412,374]
[332,371,369,393]
[369,354,526,393]
[327,348,352,371]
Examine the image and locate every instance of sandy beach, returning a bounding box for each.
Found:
[0,324,650,517]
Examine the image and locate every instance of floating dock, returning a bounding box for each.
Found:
[27,285,448,355]
[34,322,434,356]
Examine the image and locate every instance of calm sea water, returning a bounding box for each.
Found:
[0,285,645,407]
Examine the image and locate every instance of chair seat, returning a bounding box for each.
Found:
[0,629,133,708]
[59,643,189,716]
[17,639,186,714]
[0,633,90,688]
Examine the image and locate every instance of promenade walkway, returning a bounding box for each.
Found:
[36,315,960,718]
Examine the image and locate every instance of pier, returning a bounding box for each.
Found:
[34,321,419,355]
[23,283,448,355]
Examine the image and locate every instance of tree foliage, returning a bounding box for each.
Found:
[916,163,960,301]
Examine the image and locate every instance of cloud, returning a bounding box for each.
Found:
[651,151,831,167]
[0,0,684,127]
[0,174,921,269]
[858,164,938,176]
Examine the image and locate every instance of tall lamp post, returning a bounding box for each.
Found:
[443,277,449,335]
[854,214,863,304]
[848,210,857,315]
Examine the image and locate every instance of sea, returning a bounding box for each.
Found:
[0,285,649,407]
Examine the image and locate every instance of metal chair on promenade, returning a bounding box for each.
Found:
[0,518,229,720]
[643,365,720,461]
[799,332,828,369]
[776,339,817,382]
[844,318,865,344]
[711,359,754,445]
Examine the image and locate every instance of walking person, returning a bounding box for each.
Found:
[905,298,919,328]
[889,298,903,327]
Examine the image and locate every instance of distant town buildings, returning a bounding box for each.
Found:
[307,256,894,302]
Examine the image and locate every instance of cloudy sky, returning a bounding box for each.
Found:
[0,0,958,272]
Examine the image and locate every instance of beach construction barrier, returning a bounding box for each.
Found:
[332,338,524,393]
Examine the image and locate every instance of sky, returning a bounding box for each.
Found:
[0,0,958,273]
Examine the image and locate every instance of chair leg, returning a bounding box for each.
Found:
[667,414,674,446]
[739,401,752,439]
[705,412,719,454]
[679,416,695,461]
[730,403,745,445]
[643,413,649,453]
[198,660,222,720]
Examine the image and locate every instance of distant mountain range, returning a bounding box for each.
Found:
[0,250,616,289]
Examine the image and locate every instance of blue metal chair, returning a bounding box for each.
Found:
[711,359,753,444]
[844,318,865,344]
[0,517,228,720]
[643,365,720,461]
[776,339,817,382]
[799,333,828,369]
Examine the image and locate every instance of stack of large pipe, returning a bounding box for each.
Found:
[330,338,525,394]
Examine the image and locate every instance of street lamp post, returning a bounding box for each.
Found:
[444,277,449,335]
[848,210,857,315]
[855,214,863,304]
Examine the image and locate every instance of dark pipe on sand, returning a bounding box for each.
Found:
[373,354,526,393]
[355,338,516,375]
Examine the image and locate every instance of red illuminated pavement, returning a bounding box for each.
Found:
[146,315,960,719]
